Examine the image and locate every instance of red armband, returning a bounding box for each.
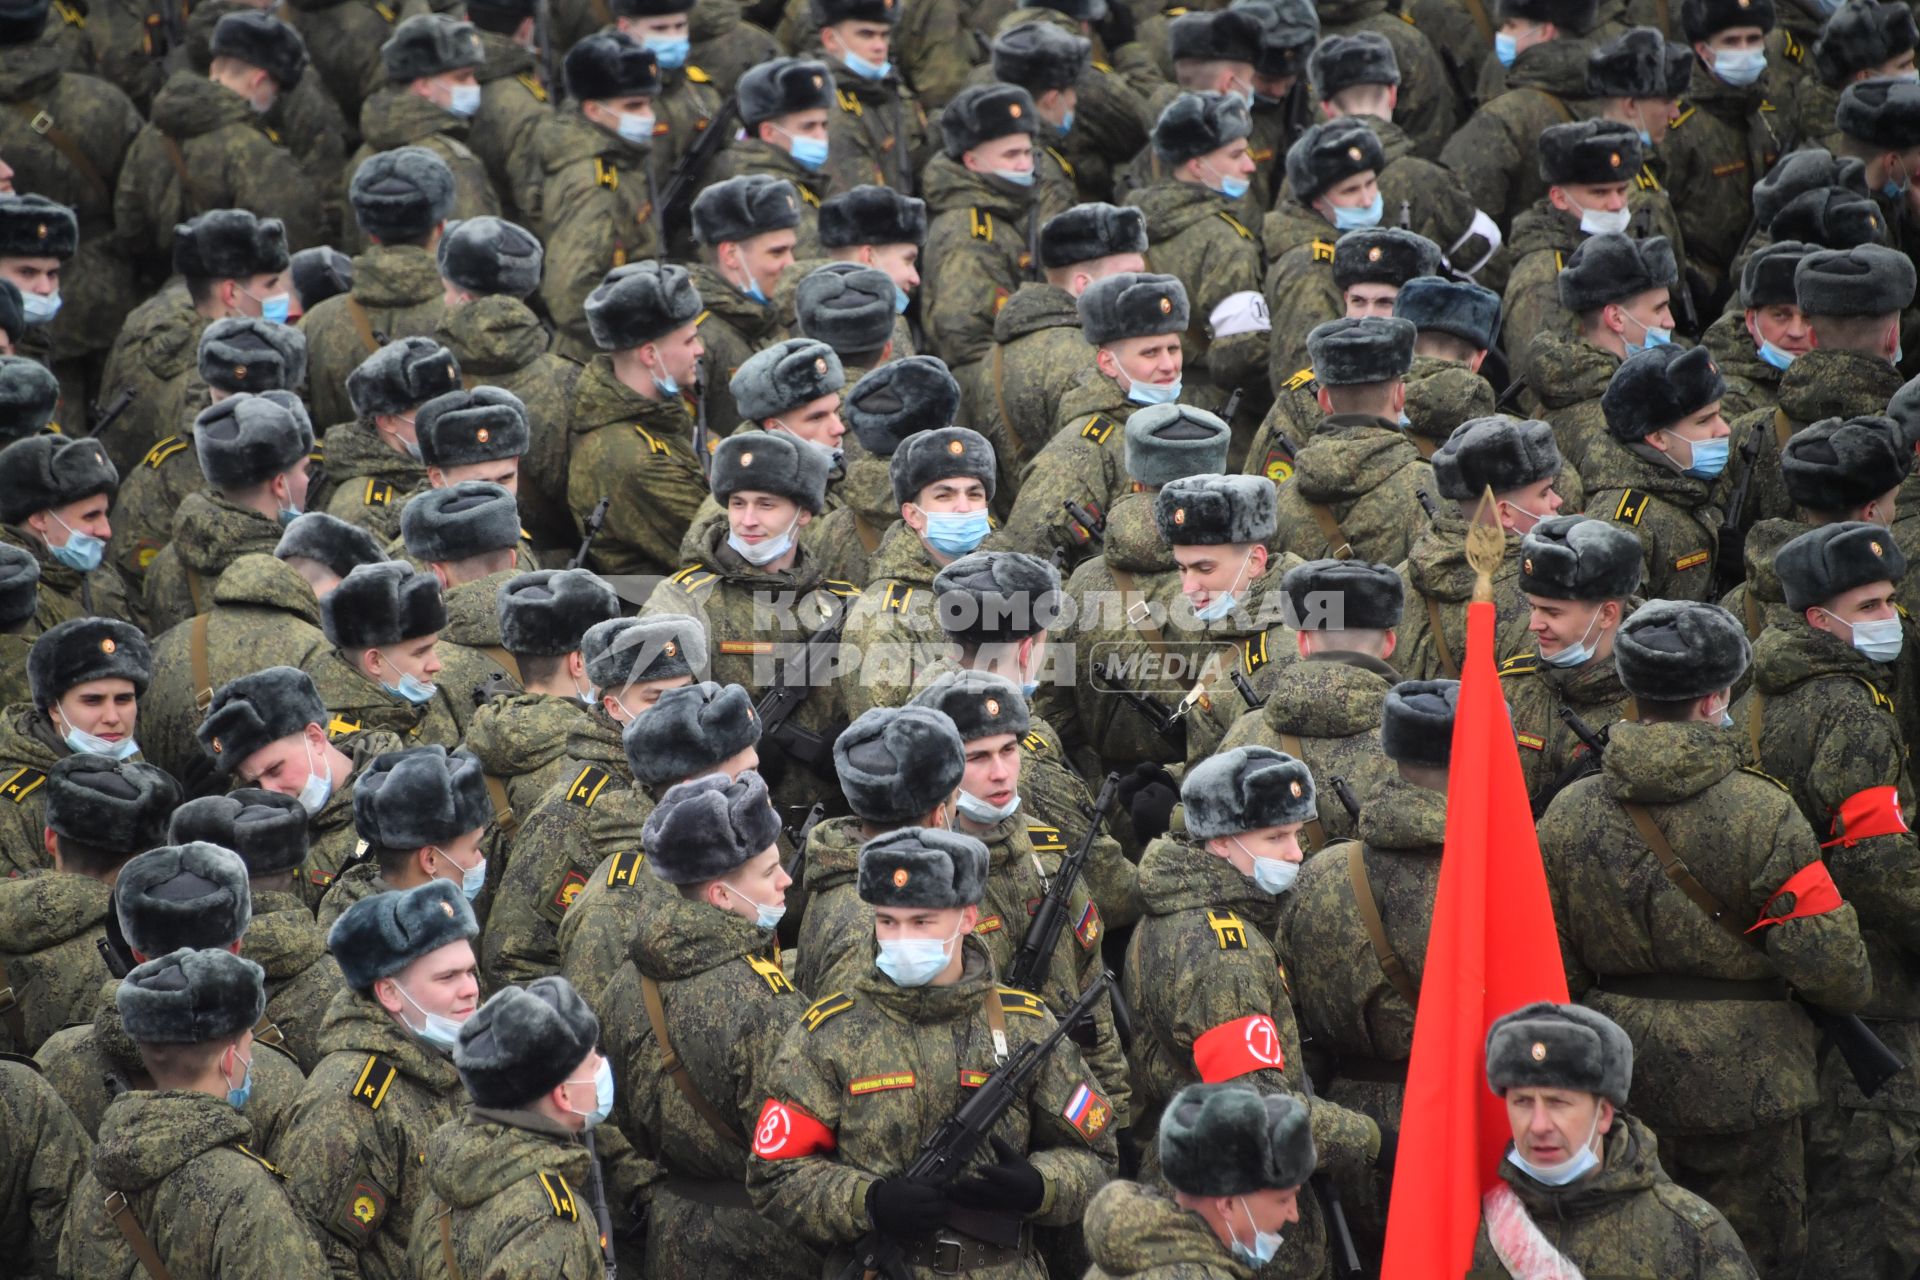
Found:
[1193,1013,1287,1082]
[1747,859,1845,933]
[1822,785,1911,848]
[751,1099,837,1160]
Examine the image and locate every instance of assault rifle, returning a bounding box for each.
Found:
[1063,499,1106,546]
[569,497,611,570]
[754,614,846,772]
[1005,774,1121,997]
[1097,661,1187,751]
[657,97,740,242]
[84,386,136,439]
[1330,775,1361,825]
[1710,423,1764,601]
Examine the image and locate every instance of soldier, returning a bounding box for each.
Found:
[291,245,353,317]
[284,0,406,126]
[0,754,175,1054]
[1219,559,1404,849]
[691,0,782,97]
[0,352,52,448]
[0,1052,88,1278]
[1272,315,1433,567]
[812,0,933,197]
[1538,598,1874,1280]
[566,261,709,578]
[1586,26,1689,161]
[791,260,901,390]
[1394,275,1505,463]
[1084,1082,1316,1279]
[323,336,463,542]
[1796,1,1917,148]
[0,421,131,623]
[57,948,330,1277]
[303,146,458,432]
[1396,415,1565,679]
[196,665,406,911]
[313,559,464,747]
[0,543,37,710]
[736,59,838,256]
[0,616,148,879]
[433,216,578,556]
[1835,75,1920,256]
[1703,239,1814,423]
[397,482,524,734]
[313,744,492,931]
[273,880,480,1280]
[816,185,927,328]
[408,977,612,1278]
[688,175,802,434]
[597,770,818,1278]
[1469,1003,1759,1278]
[606,0,734,190]
[801,354,947,585]
[528,33,664,360]
[109,317,305,603]
[413,385,536,536]
[982,203,1146,477]
[464,0,554,227]
[144,393,315,634]
[747,826,1117,1271]
[168,789,345,1073]
[987,22,1090,216]
[1262,119,1384,386]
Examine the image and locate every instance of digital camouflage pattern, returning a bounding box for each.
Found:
[691,2,784,99]
[1582,436,1726,603]
[803,438,898,589]
[464,691,598,842]
[300,729,408,913]
[815,66,931,199]
[1270,414,1436,567]
[556,847,660,1014]
[1439,36,1592,230]
[0,524,134,628]
[565,355,708,579]
[144,488,287,635]
[305,642,465,751]
[1081,1179,1249,1280]
[731,137,826,260]
[997,368,1135,571]
[320,422,427,544]
[285,0,404,127]
[1523,330,1618,482]
[1498,647,1637,812]
[1401,355,1497,461]
[919,154,1043,380]
[108,409,215,608]
[427,568,521,741]
[1700,309,1781,424]
[1658,72,1785,294]
[302,244,449,432]
[0,1055,89,1279]
[1130,180,1268,405]
[340,91,501,255]
[1393,506,1538,681]
[0,869,112,1055]
[0,708,73,880]
[980,282,1092,474]
[690,264,792,442]
[837,519,958,719]
[244,889,348,1075]
[469,29,553,228]
[97,288,209,482]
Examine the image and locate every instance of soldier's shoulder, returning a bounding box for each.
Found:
[1647,1175,1730,1234]
[794,989,860,1038]
[1497,652,1539,680]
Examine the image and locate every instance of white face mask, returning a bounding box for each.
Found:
[722,879,787,931]
[1821,608,1905,663]
[392,978,466,1053]
[727,507,803,567]
[55,707,137,761]
[1541,607,1607,668]
[954,787,1022,824]
[1567,197,1631,237]
[1507,1109,1603,1186]
[296,736,333,815]
[876,922,964,987]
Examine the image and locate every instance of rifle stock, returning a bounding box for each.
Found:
[569,497,611,570]
[84,386,136,438]
[1004,773,1120,994]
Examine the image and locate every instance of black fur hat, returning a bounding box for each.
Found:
[1124,403,1233,488]
[29,617,149,710]
[1601,346,1726,442]
[415,387,530,468]
[1816,1,1917,84]
[910,669,1031,741]
[199,317,306,395]
[0,0,49,44]
[939,83,1039,159]
[0,433,116,523]
[0,280,23,345]
[1078,271,1188,345]
[1154,90,1254,165]
[199,666,327,771]
[45,755,179,854]
[731,337,847,421]
[1305,316,1416,387]
[641,769,785,884]
[738,57,835,126]
[1155,474,1276,546]
[1309,31,1400,99]
[401,480,522,563]
[1768,187,1886,249]
[1039,203,1147,270]
[117,842,252,955]
[1168,8,1265,61]
[1777,519,1906,611]
[350,146,457,243]
[1556,233,1677,314]
[1500,0,1601,31]
[1678,0,1774,41]
[711,430,833,513]
[1795,244,1917,317]
[1280,558,1404,631]
[168,789,309,879]
[845,356,960,456]
[210,10,308,87]
[795,262,896,355]
[382,13,484,81]
[1662,40,1695,96]
[834,705,966,822]
[622,681,762,787]
[1332,229,1441,292]
[118,948,265,1045]
[817,185,927,248]
[276,512,388,578]
[1752,148,1869,229]
[0,542,36,627]
[290,245,353,309]
[173,209,291,281]
[1432,415,1562,500]
[1487,1001,1633,1105]
[455,976,599,1109]
[1537,119,1641,186]
[934,551,1064,647]
[1160,1084,1316,1196]
[321,560,448,649]
[611,0,694,14]
[0,354,58,440]
[353,745,493,847]
[328,879,478,991]
[1182,745,1315,840]
[1381,679,1459,768]
[437,217,544,299]
[0,194,75,259]
[564,31,659,103]
[1394,275,1502,350]
[1782,415,1912,512]
[346,335,461,418]
[992,22,1091,93]
[193,393,313,491]
[692,174,803,248]
[1234,0,1320,77]
[582,614,706,690]
[1520,515,1643,600]
[812,0,898,25]
[890,426,996,505]
[1028,0,1105,20]
[585,261,704,351]
[1586,26,1668,98]
[1741,239,1816,308]
[858,827,989,908]
[1613,599,1750,700]
[1836,75,1920,148]
[1889,374,1920,450]
[498,569,620,657]
[1284,117,1385,202]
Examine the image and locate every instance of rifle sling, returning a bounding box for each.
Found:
[106,1191,175,1280]
[854,513,881,554]
[1619,800,1751,946]
[1459,0,1494,40]
[478,646,522,686]
[991,343,1025,462]
[483,774,517,841]
[0,953,26,1050]
[1774,407,1793,452]
[345,298,380,356]
[641,974,746,1147]
[1742,590,1762,642]
[156,130,201,212]
[438,1209,464,1280]
[185,566,205,617]
[1345,844,1418,1009]
[1747,691,1764,771]
[1425,597,1461,679]
[1108,567,1170,657]
[10,102,108,203]
[1278,733,1327,852]
[190,611,213,712]
[1308,503,1354,560]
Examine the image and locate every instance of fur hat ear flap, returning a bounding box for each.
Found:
[1487,1001,1634,1105]
[1181,746,1316,840]
[858,827,990,907]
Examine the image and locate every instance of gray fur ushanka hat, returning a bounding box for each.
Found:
[455,976,600,1108]
[1160,1083,1316,1196]
[641,769,785,884]
[834,705,967,823]
[1182,746,1316,840]
[328,879,478,990]
[858,827,989,908]
[1486,1001,1633,1106]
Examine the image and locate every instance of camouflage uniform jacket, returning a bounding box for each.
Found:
[1582,436,1726,602]
[997,367,1134,571]
[793,816,867,999]
[980,282,1091,474]
[1393,508,1537,680]
[1498,647,1637,812]
[465,692,597,846]
[341,90,501,253]
[1271,413,1436,567]
[98,289,207,480]
[1317,0,1457,158]
[0,526,132,628]
[1274,775,1446,1131]
[300,729,408,911]
[313,861,397,934]
[747,938,1117,1271]
[1524,330,1617,482]
[732,137,827,260]
[565,355,707,578]
[805,444,898,588]
[285,0,404,127]
[245,890,348,1075]
[144,488,284,634]
[408,1108,606,1280]
[272,987,466,1280]
[1701,308,1782,423]
[1660,68,1787,291]
[319,421,426,544]
[1538,718,1872,1133]
[301,244,448,431]
[837,518,957,719]
[471,29,552,227]
[1081,1179,1249,1280]
[61,1089,329,1279]
[598,887,818,1280]
[817,64,930,197]
[1466,1115,1759,1280]
[647,65,734,202]
[1010,712,1139,927]
[1439,37,1594,230]
[1241,372,1328,487]
[0,630,31,714]
[919,155,1042,378]
[0,1056,89,1278]
[555,847,661,1013]
[306,643,465,752]
[0,870,111,1055]
[1218,651,1402,850]
[1130,179,1268,402]
[429,568,521,740]
[525,110,660,360]
[107,391,213,596]
[1403,355,1497,463]
[0,707,76,879]
[1762,0,1823,107]
[1259,201,1340,397]
[686,260,789,438]
[690,0,783,98]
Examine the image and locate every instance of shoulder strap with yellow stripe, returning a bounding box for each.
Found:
[969,208,994,241]
[565,765,613,808]
[881,582,914,613]
[606,851,647,887]
[998,988,1048,1017]
[143,435,188,469]
[802,991,854,1032]
[1242,631,1270,674]
[363,479,394,507]
[1310,239,1336,263]
[1080,413,1117,445]
[1498,653,1538,678]
[350,1054,399,1110]
[1283,366,1315,392]
[0,765,46,804]
[535,1172,579,1221]
[1611,489,1651,526]
[1216,211,1253,240]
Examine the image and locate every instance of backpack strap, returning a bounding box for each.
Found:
[105,1191,176,1280]
[9,102,107,203]
[0,954,26,1050]
[641,974,746,1148]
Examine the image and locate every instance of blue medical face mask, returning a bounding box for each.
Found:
[1494,32,1520,67]
[1622,311,1672,356]
[56,708,139,761]
[786,131,830,171]
[47,513,105,572]
[224,1048,254,1110]
[1123,372,1183,406]
[1664,430,1728,480]
[1713,48,1767,87]
[876,923,963,987]
[1541,605,1607,668]
[1757,339,1795,371]
[616,111,656,144]
[565,1059,615,1127]
[1884,157,1910,199]
[1202,159,1249,200]
[645,349,680,397]
[723,879,787,931]
[841,49,891,81]
[296,738,332,815]
[1193,548,1256,622]
[20,290,60,325]
[378,653,438,705]
[393,979,466,1053]
[915,505,990,557]
[446,82,481,118]
[1227,1198,1284,1267]
[894,284,911,314]
[1056,109,1074,137]
[432,847,487,900]
[740,263,770,304]
[1236,838,1299,895]
[643,34,690,69]
[1331,192,1384,231]
[1508,1111,1603,1186]
[244,286,291,324]
[955,787,1022,824]
[990,166,1036,188]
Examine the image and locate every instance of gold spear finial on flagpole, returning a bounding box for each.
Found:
[1467,485,1503,604]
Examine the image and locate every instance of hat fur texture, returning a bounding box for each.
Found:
[940,83,1040,160]
[1038,202,1147,270]
[1613,599,1750,701]
[858,827,990,908]
[1518,514,1644,601]
[834,705,967,822]
[692,175,804,248]
[1557,233,1678,313]
[46,756,180,854]
[1795,244,1917,318]
[582,613,706,690]
[192,392,313,491]
[1432,415,1563,500]
[400,480,522,563]
[0,194,76,258]
[346,335,461,419]
[117,948,265,1045]
[1159,1083,1316,1196]
[1537,119,1641,186]
[1393,275,1501,350]
[1776,520,1907,612]
[795,262,897,355]
[817,185,928,248]
[1154,91,1254,166]
[991,22,1092,93]
[1835,73,1920,147]
[1741,239,1815,309]
[209,10,309,87]
[739,58,835,126]
[1309,31,1399,99]
[564,31,660,103]
[731,337,847,421]
[0,541,37,628]
[352,745,494,848]
[498,569,621,657]
[1769,188,1886,250]
[1585,26,1668,99]
[29,617,149,710]
[641,769,785,884]
[1280,558,1405,631]
[621,681,761,787]
[321,560,448,650]
[167,789,309,879]
[1284,118,1384,203]
[1678,0,1773,40]
[585,261,704,352]
[1781,416,1912,513]
[845,357,960,456]
[415,386,530,468]
[909,669,1032,742]
[890,427,997,506]
[1331,230,1440,292]
[1305,316,1416,387]
[116,842,252,956]
[1381,679,1460,767]
[350,146,457,243]
[290,246,353,308]
[1183,746,1316,840]
[0,433,117,524]
[198,317,306,394]
[455,976,600,1109]
[382,13,484,81]
[711,431,832,514]
[437,217,544,299]
[1124,404,1233,488]
[1601,346,1726,442]
[198,665,327,772]
[1078,271,1189,346]
[172,209,291,281]
[1500,0,1601,32]
[1486,1001,1633,1105]
[328,879,479,991]
[1155,474,1277,547]
[275,512,388,578]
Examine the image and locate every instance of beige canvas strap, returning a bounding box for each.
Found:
[1426,597,1461,679]
[1108,566,1171,657]
[105,1192,175,1280]
[156,131,202,212]
[1621,801,1748,944]
[1278,732,1327,851]
[190,611,213,712]
[483,775,517,842]
[641,975,745,1147]
[9,101,107,201]
[185,566,205,616]
[478,646,522,686]
[345,298,381,355]
[1308,503,1354,559]
[1774,407,1793,452]
[991,344,1026,463]
[1346,845,1418,1009]
[1459,0,1494,40]
[1534,88,1574,125]
[1742,590,1762,641]
[854,514,881,554]
[437,1209,463,1280]
[1747,691,1765,766]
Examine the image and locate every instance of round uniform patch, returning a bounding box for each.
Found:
[947,439,965,455]
[985,697,1000,717]
[1159,297,1172,314]
[741,451,754,466]
[1874,541,1885,556]
[441,900,456,917]
[1367,246,1382,262]
[100,637,116,654]
[353,1195,378,1225]
[1531,1041,1548,1061]
[663,640,677,657]
[1289,780,1303,797]
[893,867,910,887]
[1173,508,1186,525]
[1523,558,1533,574]
[477,426,491,444]
[211,737,223,754]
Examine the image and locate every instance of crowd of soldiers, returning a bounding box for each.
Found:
[2,0,1920,1274]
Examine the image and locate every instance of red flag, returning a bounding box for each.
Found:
[1378,598,1570,1278]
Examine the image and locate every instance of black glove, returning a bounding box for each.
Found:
[1119,763,1179,842]
[866,1176,951,1236]
[1094,2,1135,50]
[949,1137,1046,1215]
[1374,1122,1398,1187]
[1116,1126,1141,1179]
